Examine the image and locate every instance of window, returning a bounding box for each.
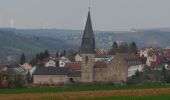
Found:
[85,56,88,64]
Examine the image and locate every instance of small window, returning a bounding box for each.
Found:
[85,56,88,63]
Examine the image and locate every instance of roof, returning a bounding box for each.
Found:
[19,63,32,70]
[33,67,80,77]
[81,11,95,54]
[65,62,81,70]
[114,53,142,66]
[65,61,107,70]
[94,61,107,68]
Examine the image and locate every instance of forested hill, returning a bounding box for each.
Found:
[1,28,170,64]
[0,30,77,64]
[16,28,170,48]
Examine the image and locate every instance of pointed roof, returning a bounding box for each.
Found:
[81,11,95,54]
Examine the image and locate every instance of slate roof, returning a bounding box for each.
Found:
[81,11,95,54]
[33,67,80,77]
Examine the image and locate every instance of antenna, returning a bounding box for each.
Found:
[88,0,91,11]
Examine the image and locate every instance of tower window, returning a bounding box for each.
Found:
[85,56,88,63]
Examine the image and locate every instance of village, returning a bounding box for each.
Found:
[0,11,170,88]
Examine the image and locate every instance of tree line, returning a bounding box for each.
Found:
[108,41,138,55]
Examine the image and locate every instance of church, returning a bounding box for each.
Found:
[80,10,128,83]
[33,10,139,85]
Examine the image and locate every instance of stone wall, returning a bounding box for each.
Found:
[33,75,68,85]
[94,54,128,82]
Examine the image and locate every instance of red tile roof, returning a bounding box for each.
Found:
[65,62,81,70]
[65,61,107,71]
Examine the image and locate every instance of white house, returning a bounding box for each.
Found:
[128,64,144,77]
[75,53,82,62]
[146,55,157,67]
[45,60,56,67]
[59,56,71,67]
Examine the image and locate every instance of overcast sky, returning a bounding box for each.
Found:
[0,0,170,31]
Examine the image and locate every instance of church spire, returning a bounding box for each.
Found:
[81,10,95,54]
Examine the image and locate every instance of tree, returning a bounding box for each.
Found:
[118,42,129,53]
[109,41,118,55]
[29,59,37,66]
[129,41,138,54]
[36,53,40,60]
[60,52,63,57]
[0,71,26,88]
[39,52,44,60]
[44,49,50,58]
[20,53,26,65]
[56,51,59,58]
[163,65,167,81]
[63,50,66,56]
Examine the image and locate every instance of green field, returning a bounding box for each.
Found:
[40,95,170,100]
[0,83,170,94]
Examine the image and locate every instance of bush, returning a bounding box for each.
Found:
[0,71,26,89]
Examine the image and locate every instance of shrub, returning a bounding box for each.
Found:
[0,71,26,89]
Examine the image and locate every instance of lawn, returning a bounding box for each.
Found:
[0,83,170,94]
[0,84,170,100]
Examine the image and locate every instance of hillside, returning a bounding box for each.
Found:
[0,30,77,64]
[1,28,170,64]
[16,28,170,48]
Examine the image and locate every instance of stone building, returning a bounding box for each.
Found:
[33,67,80,85]
[80,10,128,83]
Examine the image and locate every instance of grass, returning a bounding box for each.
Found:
[0,83,170,94]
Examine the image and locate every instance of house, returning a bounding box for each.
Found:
[7,65,28,75]
[59,56,71,67]
[0,65,8,72]
[45,60,56,67]
[74,52,82,62]
[127,57,144,77]
[19,63,32,71]
[33,67,80,85]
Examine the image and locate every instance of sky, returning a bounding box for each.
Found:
[0,0,170,31]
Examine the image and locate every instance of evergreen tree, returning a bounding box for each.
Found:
[129,41,138,54]
[109,41,118,55]
[163,65,167,81]
[39,52,44,60]
[60,52,63,57]
[20,53,26,65]
[44,49,50,58]
[118,42,129,53]
[63,50,66,56]
[36,53,40,60]
[56,51,59,58]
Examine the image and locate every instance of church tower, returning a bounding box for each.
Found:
[81,10,95,82]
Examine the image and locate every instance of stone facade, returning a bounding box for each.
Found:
[33,67,81,85]
[81,54,95,82]
[94,54,128,82]
[33,75,68,85]
[80,11,128,83]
